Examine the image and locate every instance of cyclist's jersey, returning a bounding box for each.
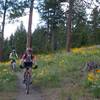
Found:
[9,52,18,60]
[22,53,34,62]
[21,53,37,68]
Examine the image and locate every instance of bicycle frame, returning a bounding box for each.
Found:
[24,68,31,94]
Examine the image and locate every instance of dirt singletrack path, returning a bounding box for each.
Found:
[16,71,44,100]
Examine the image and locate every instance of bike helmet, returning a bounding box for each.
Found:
[26,48,32,52]
[12,49,16,53]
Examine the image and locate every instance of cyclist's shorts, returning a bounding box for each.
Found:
[24,62,32,68]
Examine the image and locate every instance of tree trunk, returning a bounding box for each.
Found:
[0,0,7,61]
[46,9,51,51]
[26,0,34,48]
[51,30,54,51]
[0,32,3,61]
[66,0,74,52]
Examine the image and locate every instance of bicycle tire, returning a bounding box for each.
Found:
[25,72,30,94]
[12,62,16,72]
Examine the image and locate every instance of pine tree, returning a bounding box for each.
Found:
[37,0,65,51]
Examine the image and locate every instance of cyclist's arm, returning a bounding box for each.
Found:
[9,53,13,59]
[20,54,25,66]
[21,53,26,63]
[16,53,18,59]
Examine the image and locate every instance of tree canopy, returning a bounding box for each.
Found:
[0,0,100,61]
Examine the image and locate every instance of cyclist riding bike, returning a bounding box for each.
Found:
[20,48,37,84]
[9,49,18,71]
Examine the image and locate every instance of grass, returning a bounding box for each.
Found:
[0,63,17,92]
[32,45,100,99]
[0,92,16,100]
[0,45,100,99]
[0,62,17,99]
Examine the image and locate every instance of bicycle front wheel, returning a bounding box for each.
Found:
[12,62,16,72]
[25,73,30,94]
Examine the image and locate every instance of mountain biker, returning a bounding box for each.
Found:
[9,49,18,67]
[20,48,37,84]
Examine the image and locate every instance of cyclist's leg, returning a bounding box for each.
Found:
[23,62,27,83]
[28,62,32,84]
[25,62,32,78]
[29,68,32,84]
[11,60,15,71]
[28,68,32,76]
[23,68,27,83]
[23,62,32,84]
[12,61,16,71]
[24,68,27,78]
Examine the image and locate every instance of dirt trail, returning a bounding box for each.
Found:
[16,71,44,100]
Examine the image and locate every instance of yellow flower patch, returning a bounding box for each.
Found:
[88,72,96,82]
[88,71,100,82]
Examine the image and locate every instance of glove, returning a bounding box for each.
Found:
[19,65,24,69]
[33,65,38,69]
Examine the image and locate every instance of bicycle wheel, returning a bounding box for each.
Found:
[12,62,16,72]
[25,73,30,94]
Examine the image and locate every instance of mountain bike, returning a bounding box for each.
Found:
[20,64,38,94]
[11,60,16,72]
[24,67,31,94]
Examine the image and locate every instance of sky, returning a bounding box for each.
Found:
[3,9,40,39]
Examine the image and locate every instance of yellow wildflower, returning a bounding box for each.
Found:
[88,72,95,82]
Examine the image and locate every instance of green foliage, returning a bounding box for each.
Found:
[91,79,100,98]
[32,25,66,53]
[38,0,64,25]
[32,26,47,53]
[1,46,100,99]
[14,22,27,55]
[84,75,100,98]
[3,22,26,60]
[90,6,100,44]
[0,0,28,20]
[72,5,89,47]
[2,0,100,60]
[37,0,65,51]
[3,39,11,61]
[0,64,17,91]
[31,46,100,99]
